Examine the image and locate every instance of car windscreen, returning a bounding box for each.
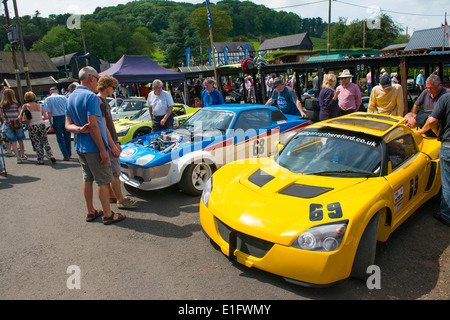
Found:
[179,109,234,132]
[129,108,148,120]
[275,129,382,177]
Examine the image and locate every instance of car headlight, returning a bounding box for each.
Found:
[201,177,212,208]
[117,128,130,137]
[292,220,348,252]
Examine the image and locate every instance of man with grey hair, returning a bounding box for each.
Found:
[147,79,175,132]
[65,66,125,225]
[412,74,449,114]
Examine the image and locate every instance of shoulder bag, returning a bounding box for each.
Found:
[21,105,32,125]
[2,107,22,130]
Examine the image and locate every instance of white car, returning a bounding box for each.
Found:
[110,97,147,120]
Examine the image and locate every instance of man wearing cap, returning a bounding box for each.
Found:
[44,86,72,160]
[265,77,307,118]
[367,73,404,116]
[336,69,362,115]
[65,83,78,99]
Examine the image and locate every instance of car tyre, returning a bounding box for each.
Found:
[133,127,152,139]
[179,162,212,196]
[350,213,379,280]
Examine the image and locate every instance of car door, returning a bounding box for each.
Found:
[233,110,271,163]
[384,129,429,228]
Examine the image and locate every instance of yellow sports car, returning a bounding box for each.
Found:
[115,104,199,144]
[200,112,442,286]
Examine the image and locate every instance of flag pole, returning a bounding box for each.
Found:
[206,0,218,82]
[443,12,448,51]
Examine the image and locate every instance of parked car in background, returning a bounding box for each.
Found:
[115,104,199,144]
[111,97,147,120]
[119,104,312,195]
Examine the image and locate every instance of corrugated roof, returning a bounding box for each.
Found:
[4,76,58,88]
[258,33,311,51]
[404,26,450,51]
[0,51,58,74]
[51,52,78,67]
[307,54,345,62]
[381,43,407,51]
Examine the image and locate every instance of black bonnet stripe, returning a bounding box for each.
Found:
[248,169,275,187]
[279,184,333,198]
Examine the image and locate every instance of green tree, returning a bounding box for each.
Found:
[159,11,200,67]
[129,26,157,57]
[30,25,81,57]
[191,6,233,42]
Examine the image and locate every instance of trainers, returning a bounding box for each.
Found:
[17,158,22,164]
[5,152,15,157]
[117,197,138,209]
[21,155,27,160]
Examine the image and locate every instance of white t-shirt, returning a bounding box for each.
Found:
[146,90,174,116]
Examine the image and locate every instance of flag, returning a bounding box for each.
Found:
[208,48,212,66]
[244,43,249,59]
[223,47,228,65]
[446,17,449,43]
[186,47,190,66]
[206,0,212,29]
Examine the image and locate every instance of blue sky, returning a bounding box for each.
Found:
[11,0,450,36]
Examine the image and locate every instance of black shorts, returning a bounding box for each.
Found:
[152,114,174,132]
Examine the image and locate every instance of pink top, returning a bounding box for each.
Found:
[336,82,362,111]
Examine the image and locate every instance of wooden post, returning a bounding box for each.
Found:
[400,57,408,115]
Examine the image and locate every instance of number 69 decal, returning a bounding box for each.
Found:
[309,202,343,221]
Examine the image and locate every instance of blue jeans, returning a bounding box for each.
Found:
[439,144,450,223]
[52,116,71,158]
[367,83,373,97]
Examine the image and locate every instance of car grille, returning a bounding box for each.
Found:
[215,217,274,259]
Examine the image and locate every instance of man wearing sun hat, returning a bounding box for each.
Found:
[367,73,404,116]
[336,69,362,115]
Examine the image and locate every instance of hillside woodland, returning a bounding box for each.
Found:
[1,0,403,66]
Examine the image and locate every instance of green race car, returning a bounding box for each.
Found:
[115,103,199,144]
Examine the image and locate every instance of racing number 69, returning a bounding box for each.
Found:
[309,202,343,221]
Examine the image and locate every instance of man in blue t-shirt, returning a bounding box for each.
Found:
[201,77,224,107]
[265,77,307,118]
[65,66,125,225]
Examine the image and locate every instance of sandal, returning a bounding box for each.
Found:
[86,209,103,222]
[117,197,138,209]
[103,211,126,225]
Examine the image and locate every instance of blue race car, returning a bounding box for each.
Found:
[119,104,312,195]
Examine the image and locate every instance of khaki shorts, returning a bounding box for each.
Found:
[108,149,121,177]
[78,152,114,186]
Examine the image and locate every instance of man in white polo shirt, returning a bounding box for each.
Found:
[147,79,175,132]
